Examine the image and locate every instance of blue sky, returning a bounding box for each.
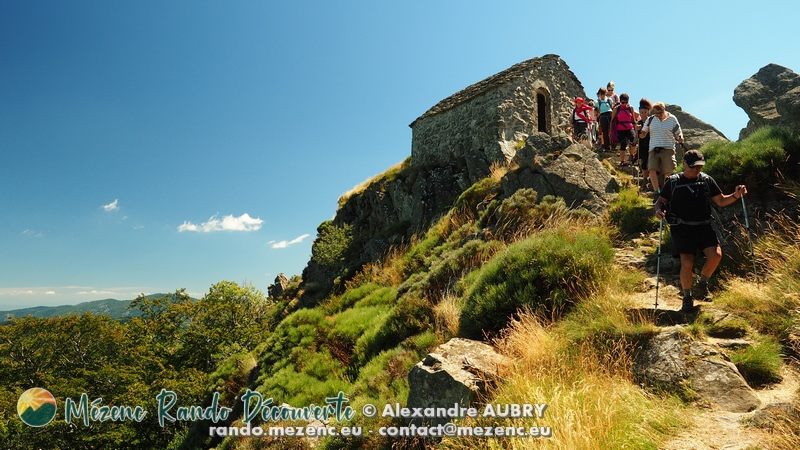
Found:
[1,1,797,310]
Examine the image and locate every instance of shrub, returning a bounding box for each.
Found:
[459,228,614,338]
[494,191,591,241]
[405,239,504,299]
[322,283,388,314]
[702,126,800,188]
[310,221,353,268]
[452,176,500,217]
[353,293,433,365]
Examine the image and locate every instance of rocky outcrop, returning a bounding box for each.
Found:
[733,63,800,139]
[634,329,761,413]
[267,273,290,298]
[508,132,618,213]
[406,338,510,426]
[666,104,729,148]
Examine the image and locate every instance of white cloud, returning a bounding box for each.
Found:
[178,213,263,233]
[269,233,311,249]
[103,199,120,212]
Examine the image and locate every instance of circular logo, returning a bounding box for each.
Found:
[17,388,57,427]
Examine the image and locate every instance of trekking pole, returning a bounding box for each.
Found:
[679,142,688,162]
[655,217,664,310]
[741,195,759,285]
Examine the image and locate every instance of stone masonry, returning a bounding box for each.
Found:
[409,54,586,178]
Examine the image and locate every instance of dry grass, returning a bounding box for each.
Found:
[433,292,462,340]
[765,401,800,450]
[345,242,411,290]
[715,214,800,342]
[337,159,410,209]
[439,310,684,450]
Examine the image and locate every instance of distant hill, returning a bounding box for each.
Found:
[0,294,172,322]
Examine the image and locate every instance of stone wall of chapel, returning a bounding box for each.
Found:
[410,57,585,179]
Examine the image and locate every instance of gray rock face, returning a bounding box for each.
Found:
[634,329,761,413]
[634,329,691,387]
[733,63,800,139]
[407,338,510,426]
[267,273,290,298]
[666,104,729,148]
[508,132,618,213]
[688,359,761,413]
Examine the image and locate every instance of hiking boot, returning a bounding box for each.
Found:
[694,281,712,301]
[680,296,695,314]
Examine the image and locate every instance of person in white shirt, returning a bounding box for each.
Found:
[639,102,683,193]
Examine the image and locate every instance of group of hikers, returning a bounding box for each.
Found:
[570,81,749,314]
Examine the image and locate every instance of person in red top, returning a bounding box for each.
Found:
[611,93,638,166]
[569,97,594,141]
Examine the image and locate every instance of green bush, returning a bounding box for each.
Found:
[354,293,433,364]
[400,234,444,275]
[453,176,500,216]
[259,308,329,371]
[459,229,614,338]
[702,126,800,188]
[310,221,354,268]
[322,283,389,314]
[404,239,504,298]
[494,192,591,240]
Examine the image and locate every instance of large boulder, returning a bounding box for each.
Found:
[267,273,290,298]
[666,104,729,148]
[733,63,800,139]
[509,132,617,213]
[634,329,761,413]
[407,338,510,426]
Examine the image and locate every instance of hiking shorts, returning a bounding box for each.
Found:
[616,129,635,151]
[648,147,677,173]
[670,223,719,257]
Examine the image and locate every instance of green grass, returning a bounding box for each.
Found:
[730,337,784,387]
[607,186,660,237]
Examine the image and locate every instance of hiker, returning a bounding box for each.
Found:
[607,81,620,106]
[653,150,748,313]
[610,93,638,166]
[637,98,653,189]
[585,99,599,147]
[596,87,614,151]
[569,97,594,140]
[640,102,683,193]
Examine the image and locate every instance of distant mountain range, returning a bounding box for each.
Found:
[0,294,172,322]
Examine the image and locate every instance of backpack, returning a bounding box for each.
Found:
[596,98,611,113]
[615,104,635,130]
[664,172,714,225]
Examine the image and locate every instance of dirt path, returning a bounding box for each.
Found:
[615,229,799,450]
[660,364,799,450]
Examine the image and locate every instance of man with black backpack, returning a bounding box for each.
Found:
[653,150,748,313]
